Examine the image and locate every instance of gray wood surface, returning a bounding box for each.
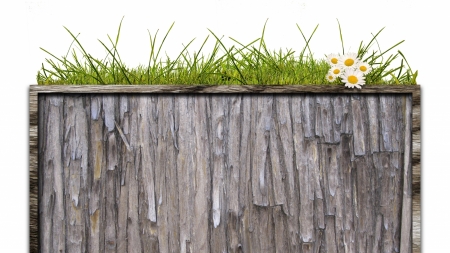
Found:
[29,85,421,253]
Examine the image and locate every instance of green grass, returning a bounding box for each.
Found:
[37,18,418,85]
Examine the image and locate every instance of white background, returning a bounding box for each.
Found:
[1,0,448,252]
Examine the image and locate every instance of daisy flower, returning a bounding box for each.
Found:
[342,69,365,89]
[355,61,372,74]
[326,72,337,82]
[326,53,340,66]
[329,66,343,77]
[339,53,360,69]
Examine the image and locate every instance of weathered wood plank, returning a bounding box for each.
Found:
[210,95,228,253]
[320,144,339,215]
[273,206,288,253]
[226,95,241,252]
[339,134,356,252]
[293,96,314,244]
[325,215,338,253]
[380,95,401,152]
[34,91,419,252]
[41,95,65,253]
[153,95,168,253]
[411,88,421,253]
[251,95,272,206]
[367,95,380,153]
[88,95,103,252]
[30,84,421,94]
[30,89,39,253]
[269,101,286,206]
[192,95,211,252]
[116,95,129,253]
[63,96,88,253]
[316,96,336,143]
[354,155,377,252]
[337,95,353,135]
[176,95,194,253]
[351,95,366,156]
[302,95,315,138]
[133,96,158,251]
[258,207,275,253]
[400,95,413,253]
[238,96,252,253]
[103,95,118,253]
[162,96,181,253]
[412,194,421,253]
[126,96,144,253]
[275,95,300,250]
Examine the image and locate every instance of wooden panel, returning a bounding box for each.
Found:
[30,85,421,253]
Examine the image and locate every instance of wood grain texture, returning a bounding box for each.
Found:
[30,84,420,94]
[30,89,39,253]
[30,85,421,253]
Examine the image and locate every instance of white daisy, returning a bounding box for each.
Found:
[356,61,372,74]
[339,53,360,69]
[326,72,336,82]
[342,69,365,89]
[326,53,340,66]
[329,66,343,77]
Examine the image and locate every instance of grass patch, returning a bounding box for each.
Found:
[37,18,418,85]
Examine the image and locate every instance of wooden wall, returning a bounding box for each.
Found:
[35,91,417,253]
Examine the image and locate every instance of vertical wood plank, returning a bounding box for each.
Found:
[317,96,336,143]
[367,95,380,153]
[102,95,118,253]
[153,95,168,253]
[380,95,400,152]
[238,96,252,253]
[116,95,130,253]
[273,206,288,253]
[192,95,211,252]
[293,96,314,244]
[275,95,300,251]
[30,89,39,253]
[88,95,103,252]
[308,140,325,231]
[210,95,228,253]
[177,95,194,253]
[41,95,65,253]
[351,95,366,156]
[63,96,88,253]
[125,96,143,253]
[400,95,413,253]
[339,134,355,252]
[302,95,315,138]
[252,95,272,206]
[226,95,241,253]
[269,102,286,206]
[337,95,353,135]
[325,215,338,253]
[164,96,181,253]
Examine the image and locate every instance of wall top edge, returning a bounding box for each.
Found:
[29,84,420,94]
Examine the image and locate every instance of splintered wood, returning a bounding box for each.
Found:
[38,94,415,253]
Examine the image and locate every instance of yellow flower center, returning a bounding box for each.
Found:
[360,65,367,72]
[331,58,338,64]
[328,75,333,80]
[333,69,340,75]
[344,58,354,67]
[348,75,358,84]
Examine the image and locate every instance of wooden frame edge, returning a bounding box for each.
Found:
[30,88,38,253]
[29,85,421,253]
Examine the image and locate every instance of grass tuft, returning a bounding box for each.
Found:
[37,18,417,85]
